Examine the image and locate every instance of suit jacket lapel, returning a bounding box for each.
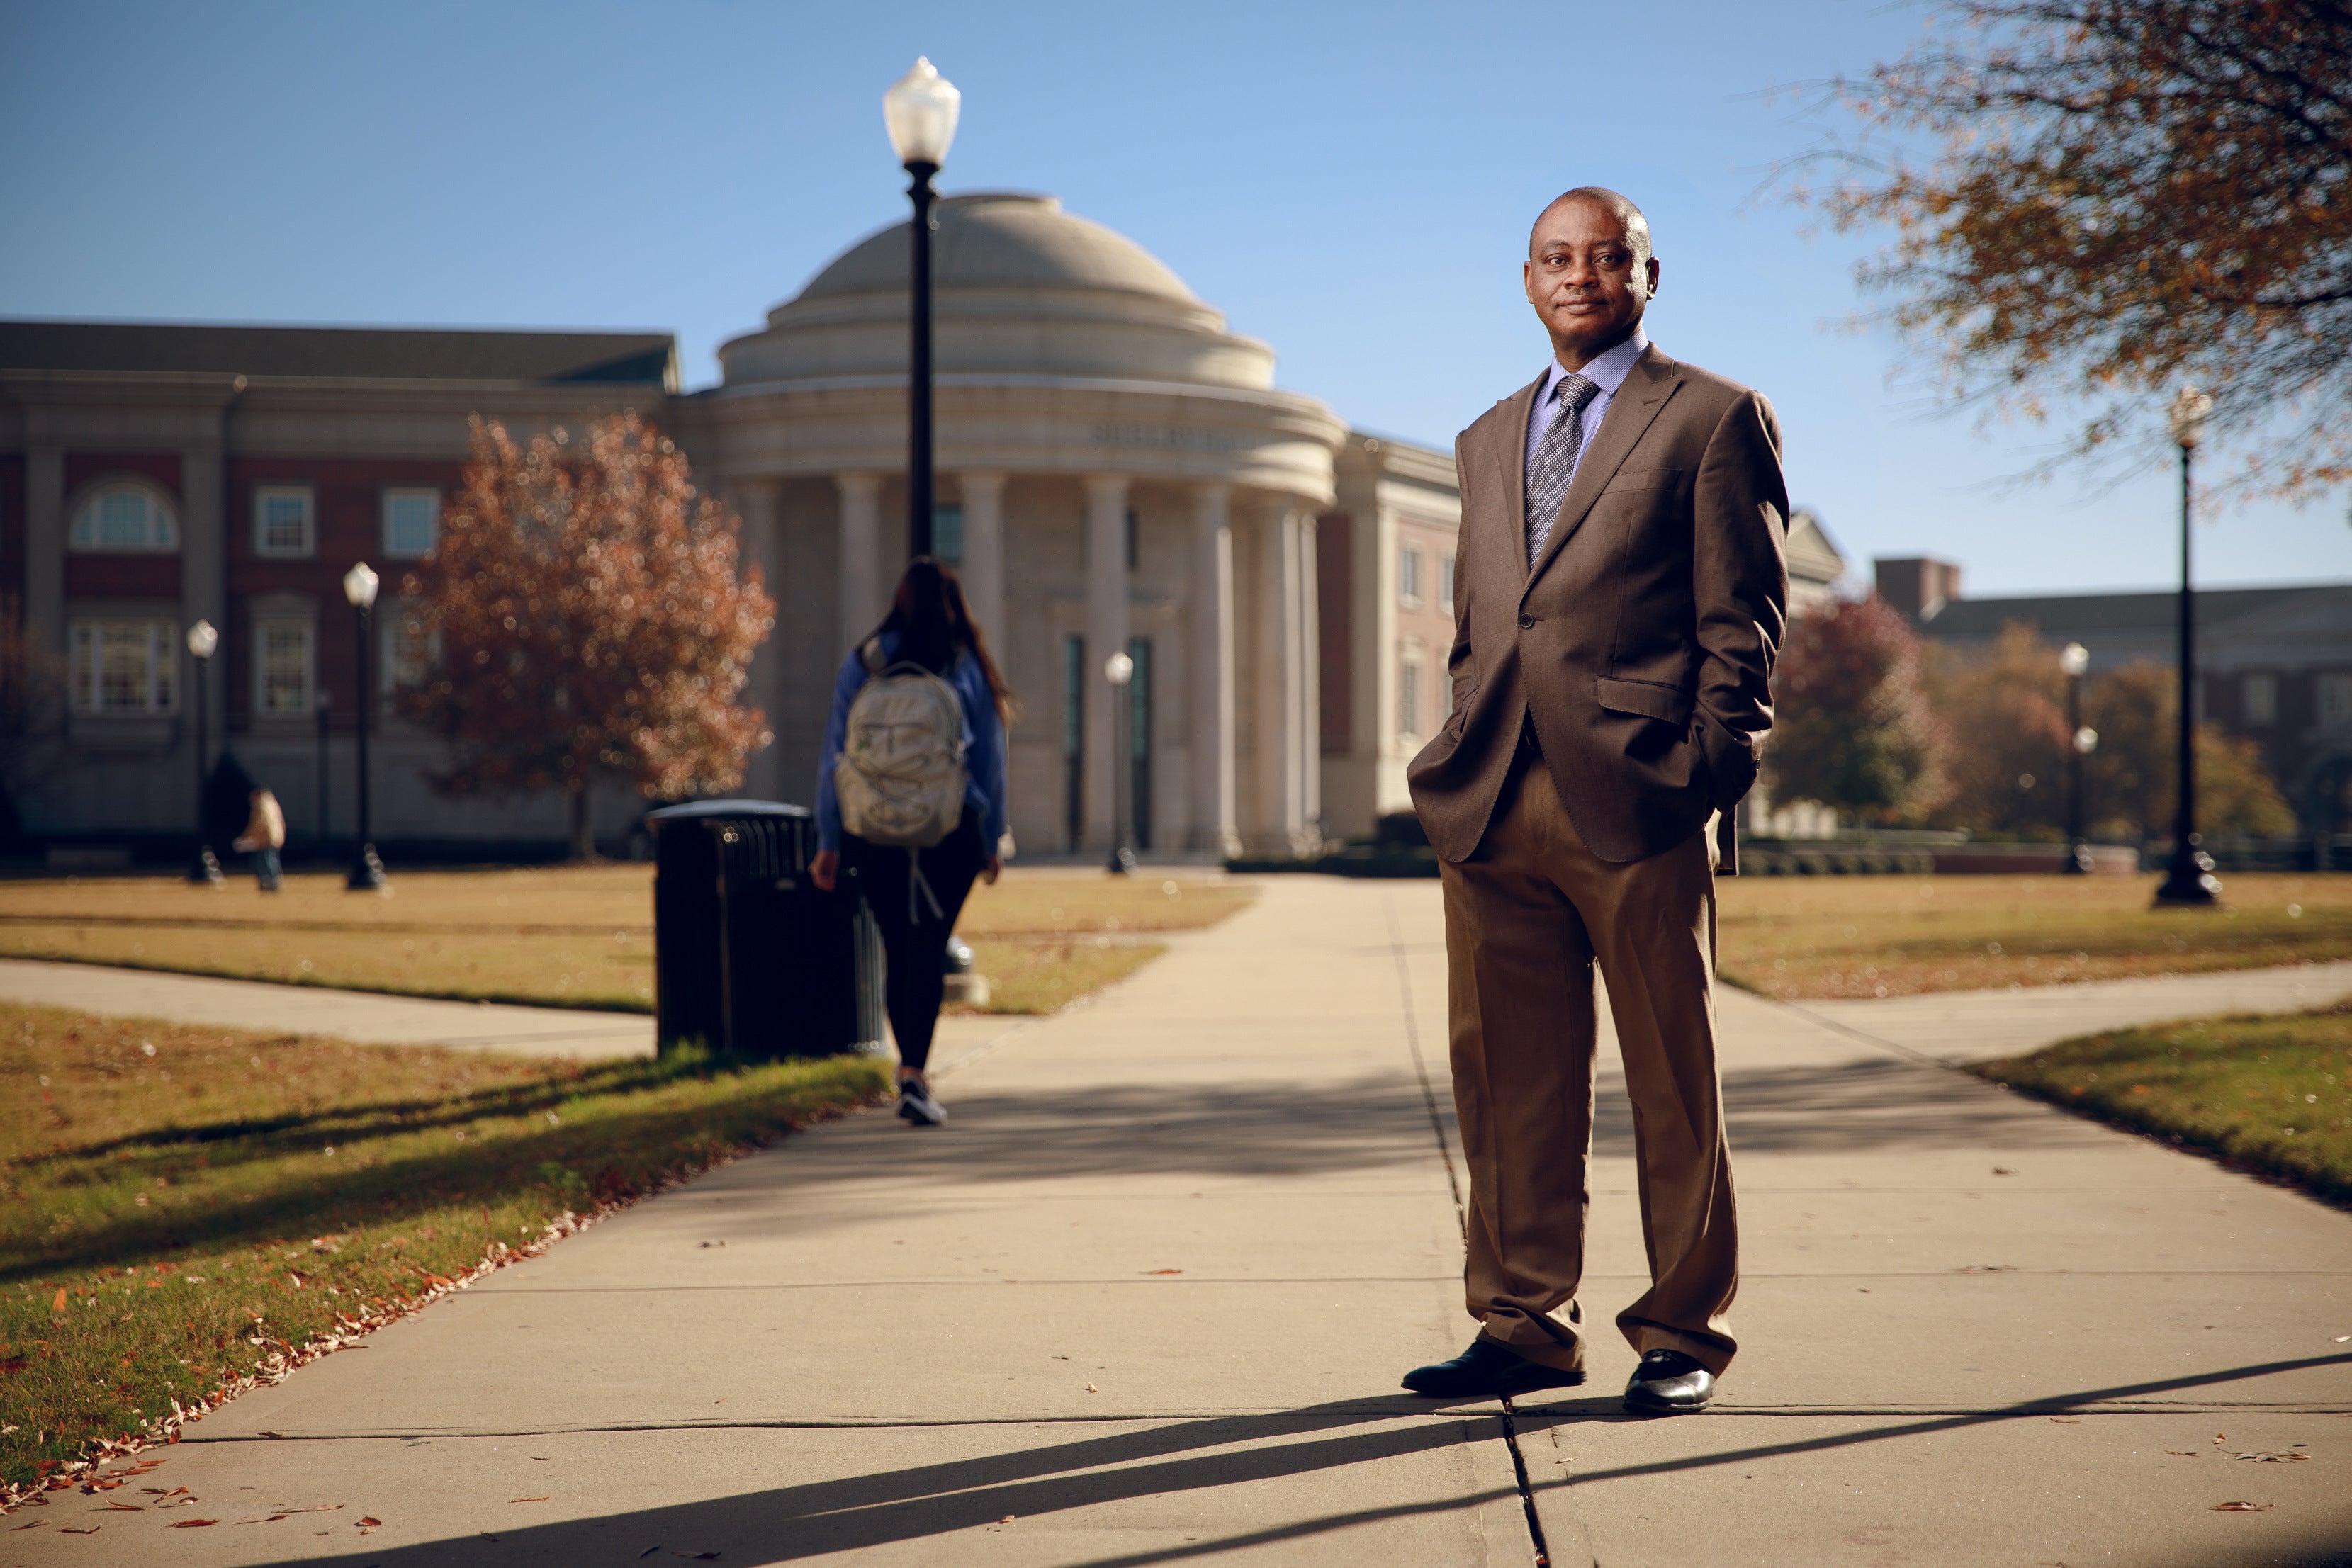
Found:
[1522,345,1680,592]
[1492,374,1543,579]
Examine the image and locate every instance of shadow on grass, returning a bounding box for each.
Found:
[0,1053,885,1285]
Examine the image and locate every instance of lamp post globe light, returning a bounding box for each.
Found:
[184,619,223,885]
[342,563,389,893]
[1104,650,1135,875]
[2060,641,2093,874]
[2155,387,2220,907]
[884,57,960,562]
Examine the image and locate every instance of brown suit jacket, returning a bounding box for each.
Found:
[1407,343,1789,866]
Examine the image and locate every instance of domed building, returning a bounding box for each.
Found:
[0,192,1481,859]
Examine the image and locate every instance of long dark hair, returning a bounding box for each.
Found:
[868,558,1016,723]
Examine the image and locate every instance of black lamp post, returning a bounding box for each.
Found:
[884,57,961,562]
[342,562,389,893]
[2060,641,2097,874]
[1104,650,1135,874]
[184,619,223,885]
[315,689,332,856]
[2154,388,2220,906]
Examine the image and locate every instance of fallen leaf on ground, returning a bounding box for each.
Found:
[1143,1269,1181,1275]
[103,1501,142,1511]
[676,1555,720,1561]
[2212,1501,2273,1512]
[1000,1515,1017,1524]
[638,1549,660,1560]
[512,1496,550,1503]
[10,1520,47,1530]
[1084,1383,1098,1393]
[480,1532,500,1542]
[358,1517,382,1528]
[2233,1452,2308,1463]
[2048,1418,2081,1424]
[169,1519,220,1528]
[60,1525,101,1534]
[2166,1450,2200,1457]
[50,1288,66,1312]
[1991,1167,2015,1175]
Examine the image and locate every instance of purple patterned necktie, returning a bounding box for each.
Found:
[1526,372,1601,564]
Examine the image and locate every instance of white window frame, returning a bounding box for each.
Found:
[2319,672,2352,728]
[67,619,179,714]
[67,481,179,553]
[382,603,441,696]
[1399,543,1424,609]
[2241,671,2278,727]
[253,485,315,558]
[1399,642,1425,740]
[253,617,317,718]
[382,486,442,559]
[1441,551,1456,614]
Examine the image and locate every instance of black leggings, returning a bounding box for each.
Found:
[842,820,985,1073]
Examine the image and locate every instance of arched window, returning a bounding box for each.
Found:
[68,480,179,553]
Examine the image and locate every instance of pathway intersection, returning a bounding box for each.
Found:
[5,881,2349,1565]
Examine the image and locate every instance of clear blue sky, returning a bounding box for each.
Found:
[5,0,2345,595]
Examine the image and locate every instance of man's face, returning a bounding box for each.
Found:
[1524,199,1657,367]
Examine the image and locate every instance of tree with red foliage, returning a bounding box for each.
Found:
[1768,594,1948,825]
[398,412,775,859]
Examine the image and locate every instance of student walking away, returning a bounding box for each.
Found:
[232,786,287,892]
[811,559,1011,1127]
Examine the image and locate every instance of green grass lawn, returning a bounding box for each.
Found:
[1717,872,2351,1000]
[0,867,1251,1016]
[0,1001,887,1503]
[1974,997,2352,1205]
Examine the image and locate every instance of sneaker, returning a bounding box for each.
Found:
[896,1077,947,1127]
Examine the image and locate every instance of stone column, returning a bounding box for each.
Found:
[1084,474,1131,850]
[1189,484,1237,857]
[1254,502,1307,852]
[24,445,64,655]
[1297,512,1323,856]
[731,477,785,799]
[1357,502,1400,824]
[959,470,1008,643]
[835,473,883,652]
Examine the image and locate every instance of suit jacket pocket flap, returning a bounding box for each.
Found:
[1594,677,1693,726]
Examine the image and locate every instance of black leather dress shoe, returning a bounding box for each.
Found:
[1623,1348,1714,1414]
[1402,1338,1586,1399]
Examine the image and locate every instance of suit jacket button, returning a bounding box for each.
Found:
[1517,613,1535,629]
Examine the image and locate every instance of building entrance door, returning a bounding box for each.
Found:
[1127,636,1152,850]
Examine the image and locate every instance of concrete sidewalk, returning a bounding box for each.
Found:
[9,881,2352,1565]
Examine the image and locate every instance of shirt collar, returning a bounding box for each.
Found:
[1540,326,1649,402]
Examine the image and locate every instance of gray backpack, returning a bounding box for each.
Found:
[833,639,967,849]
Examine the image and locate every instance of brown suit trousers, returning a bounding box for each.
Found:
[1442,748,1738,1375]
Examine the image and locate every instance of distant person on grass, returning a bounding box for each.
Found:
[811,559,1011,1127]
[232,786,286,892]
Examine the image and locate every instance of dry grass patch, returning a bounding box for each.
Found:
[1974,998,2352,1205]
[1718,872,2351,1000]
[0,1001,884,1496]
[0,868,1254,1017]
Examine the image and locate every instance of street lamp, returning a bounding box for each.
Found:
[342,563,389,893]
[2060,641,2095,874]
[2155,387,2220,907]
[884,56,960,561]
[315,689,332,855]
[1104,650,1135,875]
[184,619,223,885]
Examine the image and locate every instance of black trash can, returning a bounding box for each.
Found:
[646,800,883,1059]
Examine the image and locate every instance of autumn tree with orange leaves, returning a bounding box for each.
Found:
[398,412,775,860]
[1796,1,2352,497]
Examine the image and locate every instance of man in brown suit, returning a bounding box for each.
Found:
[1401,188,1788,1414]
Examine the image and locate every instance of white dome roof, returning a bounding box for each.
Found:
[718,193,1275,390]
[797,192,1197,305]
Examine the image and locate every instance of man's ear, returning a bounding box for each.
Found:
[1645,256,1661,298]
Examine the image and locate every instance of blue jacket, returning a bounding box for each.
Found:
[816,631,1008,854]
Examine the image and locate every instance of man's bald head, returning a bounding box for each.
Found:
[1530,187,1653,267]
